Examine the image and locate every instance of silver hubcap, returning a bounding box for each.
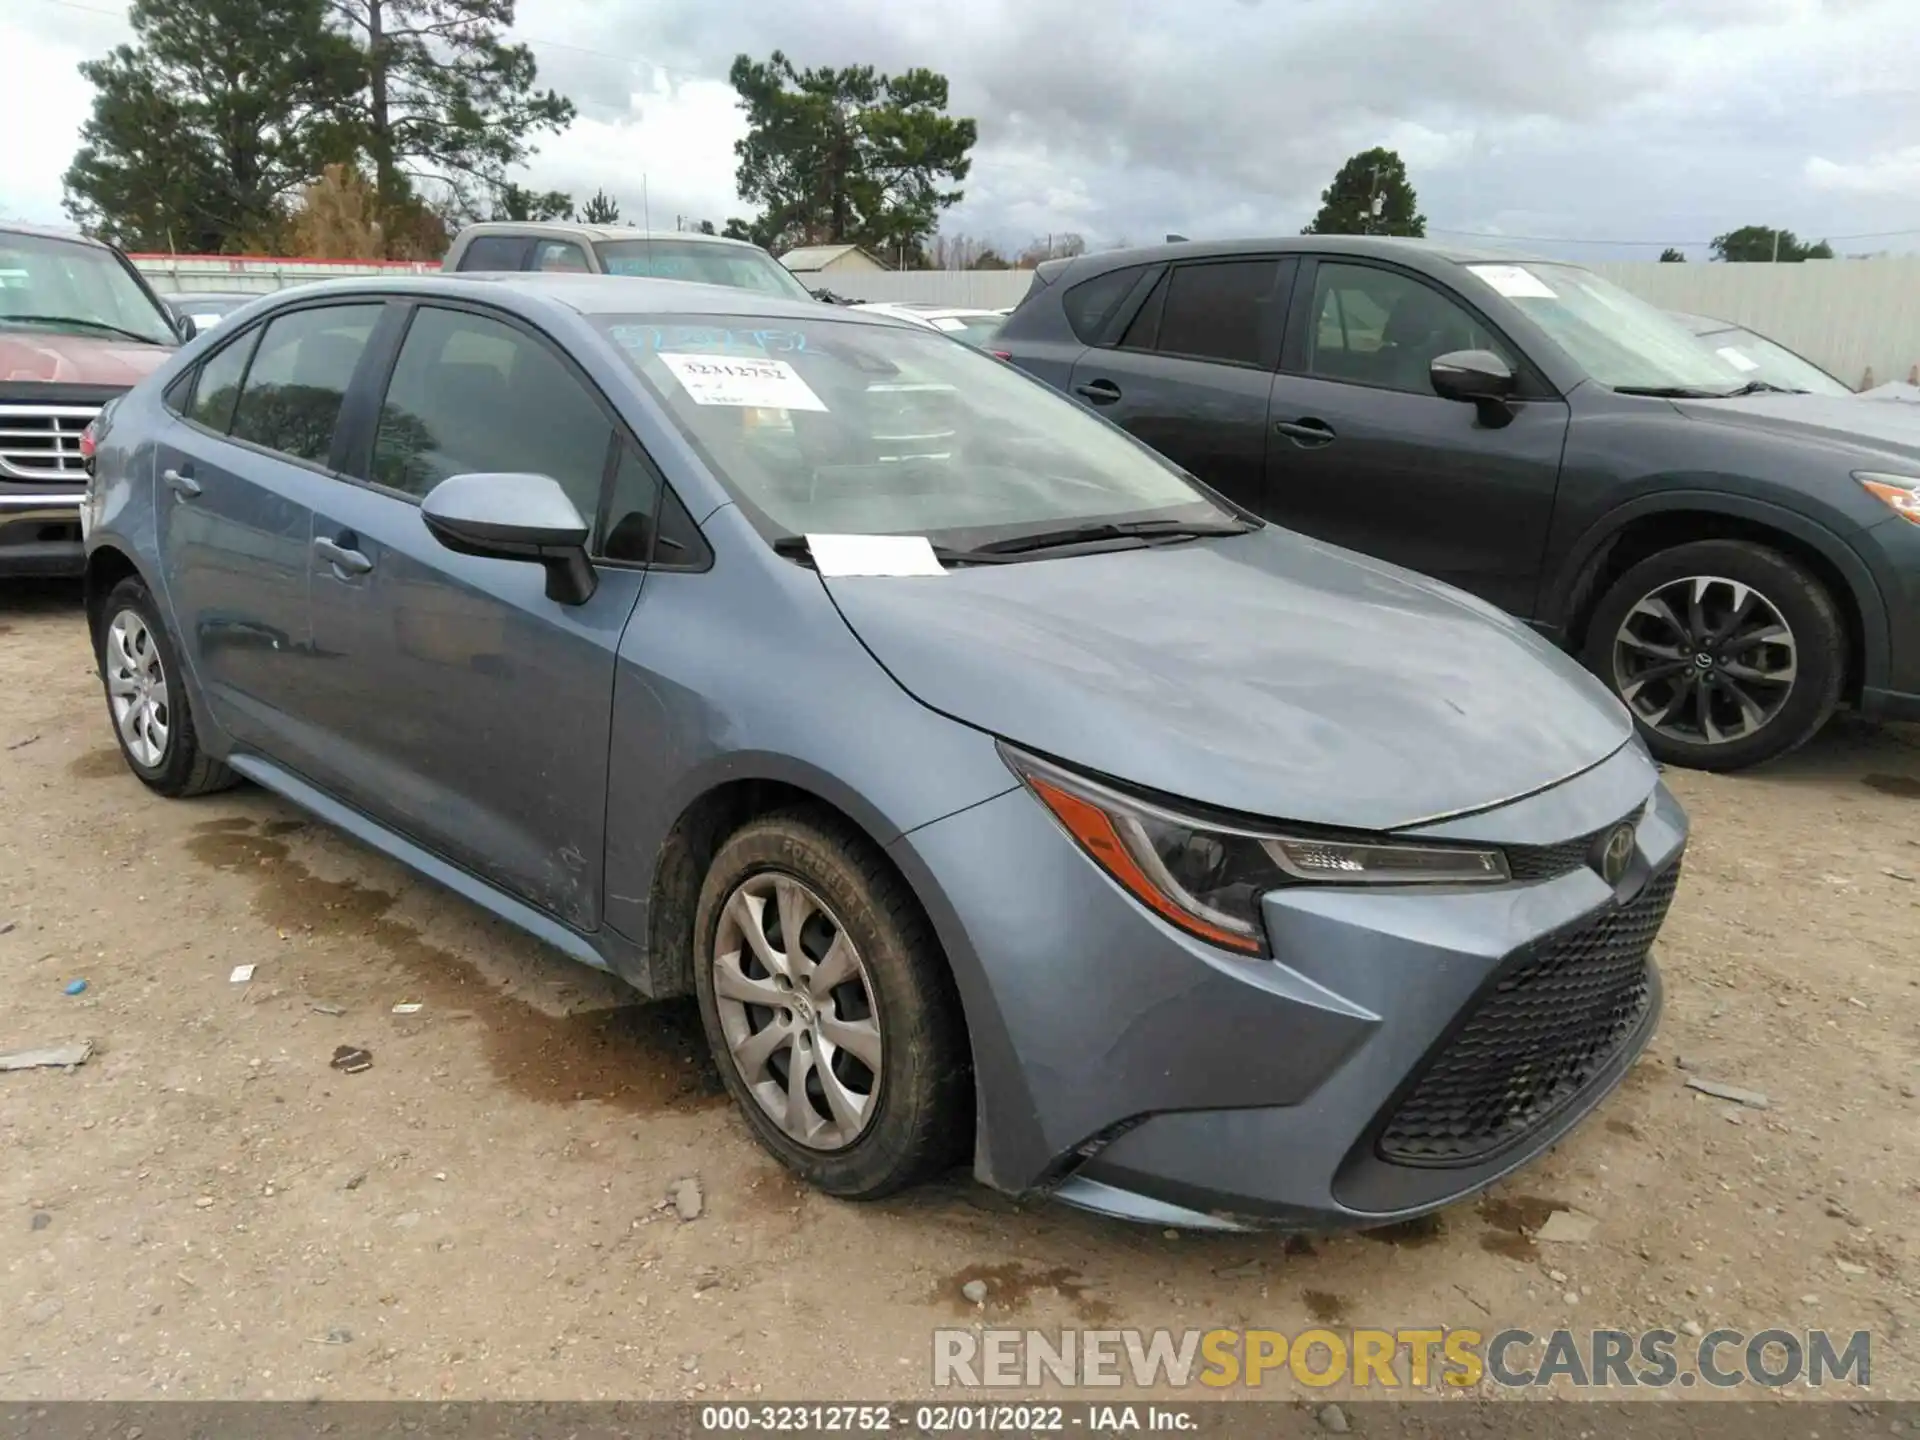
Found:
[105,609,170,768]
[711,873,882,1151]
[1612,575,1797,746]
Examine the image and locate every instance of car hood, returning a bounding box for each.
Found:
[1676,391,1920,465]
[822,527,1634,831]
[0,331,173,386]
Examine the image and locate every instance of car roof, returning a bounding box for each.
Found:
[1046,233,1564,281]
[0,220,116,252]
[233,272,915,328]
[451,221,769,254]
[1666,309,1732,334]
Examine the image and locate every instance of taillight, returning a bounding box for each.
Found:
[80,421,98,472]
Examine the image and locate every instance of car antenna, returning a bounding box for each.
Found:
[642,173,654,274]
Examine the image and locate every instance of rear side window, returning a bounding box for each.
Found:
[187,327,260,433]
[229,304,381,465]
[455,235,533,271]
[1062,266,1147,344]
[371,306,613,526]
[1154,260,1288,368]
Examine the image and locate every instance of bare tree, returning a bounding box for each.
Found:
[1015,231,1086,267]
[929,231,990,269]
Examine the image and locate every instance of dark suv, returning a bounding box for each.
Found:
[997,236,1920,770]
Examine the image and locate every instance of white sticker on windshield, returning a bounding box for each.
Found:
[1715,346,1760,372]
[1467,264,1558,300]
[806,534,946,577]
[659,352,827,411]
[930,316,969,332]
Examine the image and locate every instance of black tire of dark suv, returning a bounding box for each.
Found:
[1582,539,1844,771]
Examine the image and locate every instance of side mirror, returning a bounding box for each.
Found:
[1430,349,1516,403]
[420,472,597,605]
[1430,350,1518,427]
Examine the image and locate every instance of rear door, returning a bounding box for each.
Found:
[1264,258,1569,615]
[152,301,385,764]
[1001,263,1154,394]
[1065,256,1295,513]
[299,300,657,929]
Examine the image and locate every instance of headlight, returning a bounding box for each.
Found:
[1002,746,1511,955]
[1854,472,1920,525]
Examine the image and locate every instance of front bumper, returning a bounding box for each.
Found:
[1858,510,1920,718]
[893,740,1686,1231]
[0,491,85,578]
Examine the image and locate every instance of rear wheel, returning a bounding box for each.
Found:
[94,576,238,797]
[1581,539,1843,771]
[691,808,971,1198]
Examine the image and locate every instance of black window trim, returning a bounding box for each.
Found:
[329,293,712,574]
[1127,254,1299,374]
[1282,255,1561,401]
[164,296,387,482]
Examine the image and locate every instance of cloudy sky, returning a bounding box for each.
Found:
[4,0,1919,261]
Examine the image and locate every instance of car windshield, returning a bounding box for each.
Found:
[594,240,816,303]
[1691,324,1852,396]
[1466,261,1755,394]
[0,231,177,346]
[923,313,1006,348]
[596,313,1230,547]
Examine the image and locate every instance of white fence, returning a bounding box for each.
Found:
[130,251,1920,388]
[131,254,438,296]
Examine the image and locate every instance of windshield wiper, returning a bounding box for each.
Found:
[1721,379,1804,396]
[1612,384,1734,399]
[970,517,1256,557]
[0,314,165,345]
[770,534,1017,568]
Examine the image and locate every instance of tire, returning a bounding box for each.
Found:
[1580,539,1844,772]
[691,807,971,1198]
[94,576,239,797]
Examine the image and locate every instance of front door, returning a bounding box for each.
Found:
[301,301,657,930]
[152,301,385,763]
[1065,257,1295,514]
[1265,259,1570,616]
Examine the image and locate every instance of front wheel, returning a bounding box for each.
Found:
[1581,539,1844,771]
[691,808,971,1199]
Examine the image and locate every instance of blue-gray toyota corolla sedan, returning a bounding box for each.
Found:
[80,274,1688,1231]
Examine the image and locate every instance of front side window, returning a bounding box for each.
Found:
[595,312,1232,549]
[1466,262,1751,394]
[0,231,176,347]
[1154,259,1288,368]
[371,306,612,526]
[594,240,814,301]
[229,304,381,464]
[1307,262,1514,393]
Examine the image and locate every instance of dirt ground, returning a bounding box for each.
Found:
[2,577,1917,1405]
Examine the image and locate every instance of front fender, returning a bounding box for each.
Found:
[1542,489,1890,694]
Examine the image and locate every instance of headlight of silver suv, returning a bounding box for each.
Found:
[1002,745,1511,955]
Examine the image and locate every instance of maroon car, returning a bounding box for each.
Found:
[1,223,184,578]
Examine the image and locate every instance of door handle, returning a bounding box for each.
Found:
[313,535,373,576]
[1074,379,1122,405]
[161,467,201,499]
[1275,418,1337,447]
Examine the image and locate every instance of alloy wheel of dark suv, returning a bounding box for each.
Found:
[1582,540,1845,771]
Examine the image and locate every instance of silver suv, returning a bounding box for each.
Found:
[444,222,818,303]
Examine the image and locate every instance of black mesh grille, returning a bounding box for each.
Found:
[1378,862,1680,1167]
[1504,805,1647,883]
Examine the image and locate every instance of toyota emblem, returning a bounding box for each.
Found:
[1597,823,1636,885]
